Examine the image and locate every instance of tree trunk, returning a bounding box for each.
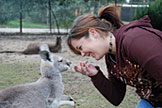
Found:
[51,9,60,34]
[48,0,52,33]
[19,0,22,34]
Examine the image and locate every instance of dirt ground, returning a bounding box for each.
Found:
[0,36,139,108]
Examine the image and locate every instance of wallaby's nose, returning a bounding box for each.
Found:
[66,61,72,68]
[66,61,72,66]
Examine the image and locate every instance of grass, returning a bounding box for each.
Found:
[0,62,40,89]
[0,19,130,28]
[0,19,49,28]
[123,21,130,24]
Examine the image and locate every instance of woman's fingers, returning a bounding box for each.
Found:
[74,64,87,75]
[80,61,87,71]
[80,62,84,72]
[74,61,97,76]
[74,65,81,72]
[81,62,94,76]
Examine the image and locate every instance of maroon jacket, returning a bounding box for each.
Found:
[91,16,162,107]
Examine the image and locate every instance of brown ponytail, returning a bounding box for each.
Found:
[98,5,123,29]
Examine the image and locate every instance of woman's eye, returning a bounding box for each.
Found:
[79,46,82,50]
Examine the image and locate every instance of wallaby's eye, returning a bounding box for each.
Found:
[58,59,63,62]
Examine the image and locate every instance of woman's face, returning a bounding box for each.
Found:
[71,28,109,60]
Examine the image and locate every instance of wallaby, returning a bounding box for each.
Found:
[0,44,75,108]
[0,36,62,55]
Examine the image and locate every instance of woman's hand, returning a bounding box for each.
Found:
[74,61,98,77]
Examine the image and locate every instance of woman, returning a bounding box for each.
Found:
[67,5,162,108]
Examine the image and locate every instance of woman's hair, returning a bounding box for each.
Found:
[67,5,123,55]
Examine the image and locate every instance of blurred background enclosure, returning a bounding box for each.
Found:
[0,0,160,34]
[0,0,161,108]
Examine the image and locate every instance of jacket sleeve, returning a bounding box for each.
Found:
[123,27,162,85]
[90,66,126,106]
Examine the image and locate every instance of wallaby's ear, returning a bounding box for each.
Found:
[40,51,52,62]
[39,44,52,62]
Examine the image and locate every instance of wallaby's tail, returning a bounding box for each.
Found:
[0,51,22,54]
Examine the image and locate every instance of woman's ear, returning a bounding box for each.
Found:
[88,28,99,39]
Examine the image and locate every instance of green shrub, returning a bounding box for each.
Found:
[133,0,162,31]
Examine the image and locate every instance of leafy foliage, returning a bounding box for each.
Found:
[0,0,111,29]
[133,0,162,31]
